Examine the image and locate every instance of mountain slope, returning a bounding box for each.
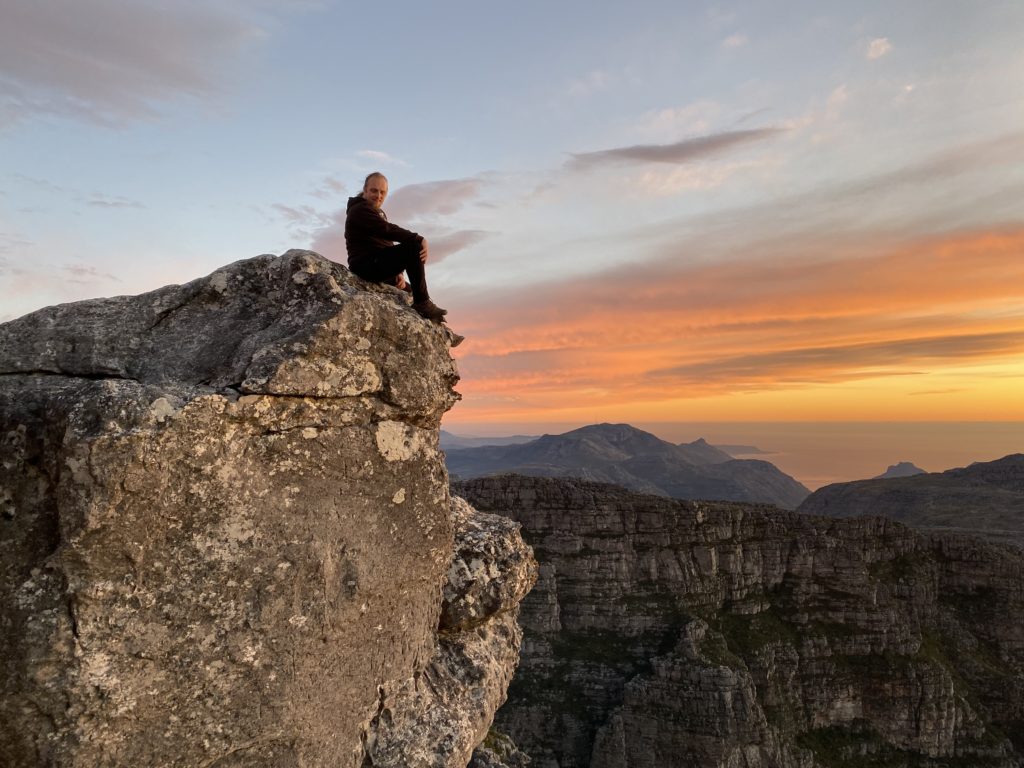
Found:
[798,453,1024,547]
[444,423,810,509]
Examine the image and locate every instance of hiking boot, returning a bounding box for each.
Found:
[412,299,447,321]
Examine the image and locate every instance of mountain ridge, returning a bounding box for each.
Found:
[798,453,1024,548]
[444,422,810,509]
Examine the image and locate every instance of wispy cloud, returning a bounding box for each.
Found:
[357,149,408,166]
[271,203,331,226]
[0,0,266,127]
[566,128,784,171]
[649,331,1024,387]
[455,226,1024,346]
[10,173,150,211]
[63,263,120,285]
[86,194,145,209]
[269,202,336,241]
[866,37,893,60]
[825,84,849,117]
[11,173,66,194]
[566,69,610,97]
[721,34,748,49]
[447,223,1024,412]
[385,177,485,221]
[635,100,721,140]
[428,230,492,264]
[0,232,33,256]
[309,175,347,200]
[706,7,737,28]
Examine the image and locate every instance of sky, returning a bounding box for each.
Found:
[2,0,1024,446]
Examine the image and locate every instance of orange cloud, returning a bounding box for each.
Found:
[446,226,1024,422]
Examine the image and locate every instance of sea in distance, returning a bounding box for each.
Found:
[443,421,1024,491]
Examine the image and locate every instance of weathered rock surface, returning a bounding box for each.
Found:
[456,474,1024,768]
[800,453,1024,549]
[371,497,537,767]
[0,250,533,767]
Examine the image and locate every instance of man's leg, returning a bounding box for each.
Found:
[349,245,447,320]
[350,244,430,302]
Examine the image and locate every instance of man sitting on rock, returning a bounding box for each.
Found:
[344,172,448,321]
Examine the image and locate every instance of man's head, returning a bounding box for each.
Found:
[362,172,388,210]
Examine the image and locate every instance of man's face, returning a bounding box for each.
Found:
[363,176,388,209]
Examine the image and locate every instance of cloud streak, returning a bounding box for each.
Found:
[649,331,1024,386]
[428,230,492,264]
[385,178,486,221]
[447,225,1024,415]
[0,0,264,127]
[566,128,784,171]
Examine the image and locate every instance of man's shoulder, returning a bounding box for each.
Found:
[346,196,385,220]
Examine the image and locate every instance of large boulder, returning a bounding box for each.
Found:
[0,250,533,767]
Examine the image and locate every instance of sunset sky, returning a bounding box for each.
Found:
[3,0,1023,436]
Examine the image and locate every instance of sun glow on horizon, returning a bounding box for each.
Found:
[447,226,1024,425]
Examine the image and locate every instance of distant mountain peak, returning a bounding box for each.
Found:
[874,461,926,479]
[444,422,809,508]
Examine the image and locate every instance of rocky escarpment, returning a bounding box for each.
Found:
[456,475,1024,768]
[800,454,1024,549]
[0,250,535,767]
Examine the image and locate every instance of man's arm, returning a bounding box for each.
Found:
[348,204,423,245]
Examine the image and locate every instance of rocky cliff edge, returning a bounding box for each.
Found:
[0,250,536,767]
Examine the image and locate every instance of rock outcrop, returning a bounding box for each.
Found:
[0,250,535,767]
[800,453,1024,549]
[456,474,1024,768]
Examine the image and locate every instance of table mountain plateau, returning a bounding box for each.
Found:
[456,474,1024,768]
[0,250,536,767]
[799,453,1024,549]
[445,423,810,510]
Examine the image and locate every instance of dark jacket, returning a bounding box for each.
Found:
[344,195,423,268]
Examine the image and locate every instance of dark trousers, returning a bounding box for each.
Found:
[349,243,429,303]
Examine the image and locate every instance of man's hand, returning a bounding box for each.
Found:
[419,238,429,264]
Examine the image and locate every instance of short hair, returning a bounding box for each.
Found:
[363,171,387,189]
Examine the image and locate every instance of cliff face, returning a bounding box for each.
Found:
[455,475,1024,768]
[0,250,535,767]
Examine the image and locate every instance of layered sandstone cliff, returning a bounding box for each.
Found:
[0,250,535,767]
[456,475,1024,768]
